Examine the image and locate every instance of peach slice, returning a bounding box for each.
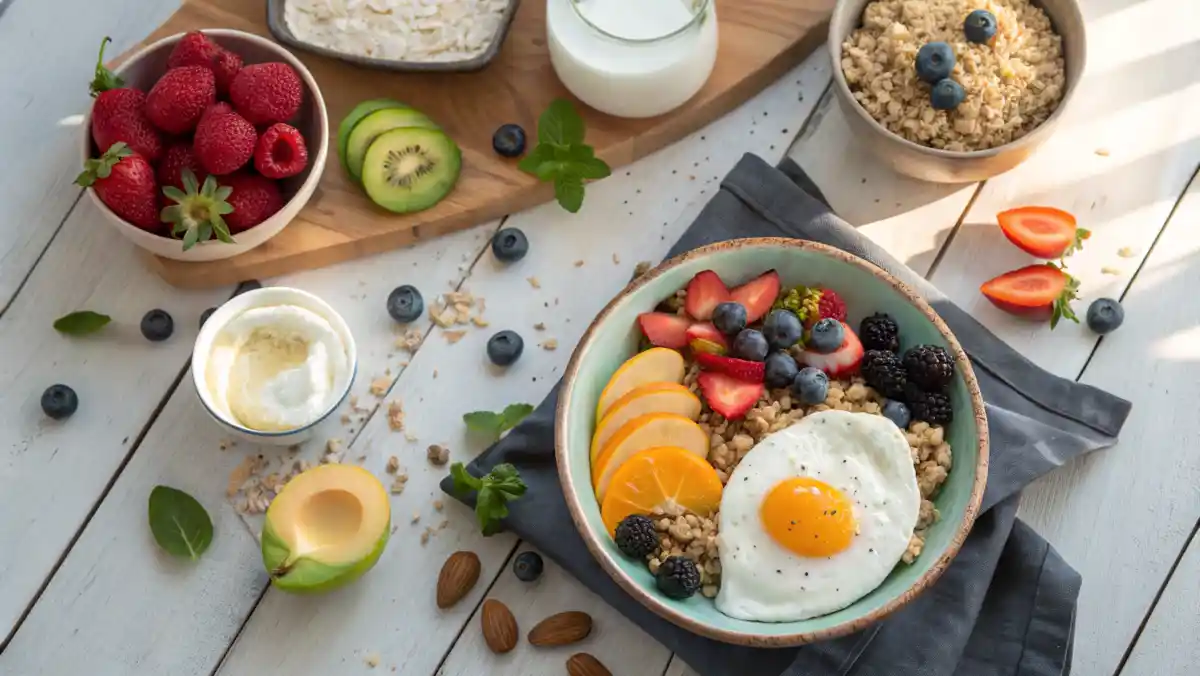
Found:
[590,382,701,462]
[600,446,723,535]
[595,347,685,420]
[592,412,708,501]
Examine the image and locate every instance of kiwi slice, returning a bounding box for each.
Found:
[337,98,409,171]
[361,127,462,214]
[345,108,439,183]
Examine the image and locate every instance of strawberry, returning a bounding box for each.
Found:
[637,312,692,349]
[145,65,216,134]
[194,107,256,175]
[697,372,764,420]
[255,123,309,179]
[729,270,780,323]
[88,38,163,162]
[980,263,1080,328]
[75,142,160,230]
[157,142,208,191]
[221,171,284,231]
[996,207,1089,259]
[161,169,236,250]
[230,63,303,125]
[685,322,728,355]
[694,352,765,383]
[683,270,731,320]
[799,322,863,378]
[167,31,243,96]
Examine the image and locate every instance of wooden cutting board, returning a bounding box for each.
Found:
[133,0,833,288]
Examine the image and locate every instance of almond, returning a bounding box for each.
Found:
[480,599,519,654]
[527,611,593,647]
[436,550,481,609]
[567,653,612,676]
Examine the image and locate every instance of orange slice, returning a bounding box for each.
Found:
[595,348,686,420]
[592,413,708,501]
[590,382,701,462]
[600,446,723,535]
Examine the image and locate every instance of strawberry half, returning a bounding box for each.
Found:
[685,322,728,355]
[799,322,863,378]
[697,371,764,420]
[694,352,765,383]
[980,263,1080,328]
[637,312,692,349]
[997,207,1089,260]
[729,270,781,323]
[684,270,731,320]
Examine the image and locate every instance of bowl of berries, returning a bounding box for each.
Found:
[78,30,328,261]
[556,238,989,645]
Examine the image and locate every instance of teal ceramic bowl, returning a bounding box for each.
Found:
[556,238,988,646]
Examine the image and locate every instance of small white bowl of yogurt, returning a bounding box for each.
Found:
[546,0,718,119]
[192,287,357,446]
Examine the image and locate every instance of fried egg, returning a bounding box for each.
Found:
[715,410,920,622]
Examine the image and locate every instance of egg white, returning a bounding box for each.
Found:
[715,410,920,622]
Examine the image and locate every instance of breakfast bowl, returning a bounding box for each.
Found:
[80,29,328,262]
[828,0,1085,183]
[192,286,356,446]
[556,239,988,646]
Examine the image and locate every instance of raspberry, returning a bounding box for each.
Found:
[902,345,955,391]
[254,123,309,179]
[861,349,906,399]
[859,312,900,352]
[222,171,283,231]
[614,515,658,559]
[230,63,303,125]
[815,289,847,324]
[194,108,256,175]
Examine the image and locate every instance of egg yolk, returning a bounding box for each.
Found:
[760,477,856,557]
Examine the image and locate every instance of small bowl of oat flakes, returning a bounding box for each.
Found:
[829,0,1086,182]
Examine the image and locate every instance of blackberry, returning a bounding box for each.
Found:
[859,312,900,352]
[655,556,701,599]
[861,350,906,399]
[903,344,955,391]
[905,382,953,425]
[614,515,659,559]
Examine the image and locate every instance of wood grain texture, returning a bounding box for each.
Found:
[127,0,834,287]
[1121,526,1200,676]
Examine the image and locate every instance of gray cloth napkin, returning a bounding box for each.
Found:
[441,154,1131,676]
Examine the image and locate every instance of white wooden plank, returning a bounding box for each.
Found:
[0,0,180,309]
[1120,529,1200,676]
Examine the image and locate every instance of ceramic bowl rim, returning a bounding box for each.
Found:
[554,237,990,646]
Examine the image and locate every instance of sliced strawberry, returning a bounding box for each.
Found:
[684,270,731,320]
[799,322,863,378]
[980,263,1080,328]
[997,207,1089,259]
[694,352,765,383]
[685,322,729,355]
[637,312,692,348]
[697,371,764,420]
[729,270,781,324]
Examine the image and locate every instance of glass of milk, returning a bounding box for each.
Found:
[546,0,719,119]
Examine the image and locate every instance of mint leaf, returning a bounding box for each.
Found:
[517,144,556,174]
[574,156,612,180]
[539,98,585,146]
[148,485,213,561]
[555,174,585,213]
[450,462,483,493]
[500,404,534,432]
[449,462,526,535]
[54,310,112,336]
[521,100,609,213]
[463,411,504,439]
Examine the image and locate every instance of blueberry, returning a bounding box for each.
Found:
[41,384,78,420]
[732,329,769,362]
[1086,298,1124,335]
[140,309,174,342]
[915,42,955,83]
[386,285,424,323]
[881,399,912,429]
[964,9,998,44]
[762,309,803,351]
[513,551,544,582]
[764,351,799,389]
[492,123,527,158]
[491,228,529,263]
[792,367,829,405]
[808,318,844,354]
[930,79,966,110]
[712,302,748,336]
[199,307,216,329]
[487,330,524,366]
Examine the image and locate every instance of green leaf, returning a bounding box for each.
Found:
[1049,264,1081,330]
[53,310,111,336]
[555,174,585,213]
[88,37,124,97]
[162,186,187,204]
[182,226,200,251]
[533,160,570,182]
[463,410,505,439]
[147,485,213,561]
[450,462,528,536]
[538,98,585,147]
[573,156,612,180]
[517,144,556,175]
[499,404,534,432]
[449,462,483,493]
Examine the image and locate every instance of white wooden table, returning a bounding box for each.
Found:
[2,1,1198,674]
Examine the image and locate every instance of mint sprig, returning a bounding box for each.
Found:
[463,403,534,441]
[449,462,527,535]
[518,99,610,213]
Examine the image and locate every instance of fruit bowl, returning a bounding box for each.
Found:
[79,29,328,262]
[555,238,989,646]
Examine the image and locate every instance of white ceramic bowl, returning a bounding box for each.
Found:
[80,29,328,261]
[192,287,357,446]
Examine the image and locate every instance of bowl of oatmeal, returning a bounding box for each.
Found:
[556,238,988,645]
[830,0,1085,182]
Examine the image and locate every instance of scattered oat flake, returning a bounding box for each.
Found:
[1101,265,1122,275]
[433,499,444,512]
[470,316,489,328]
[340,413,352,425]
[437,519,450,531]
[390,473,408,495]
[433,369,439,379]
[542,338,559,351]
[612,253,621,264]
[421,529,431,545]
[405,431,418,442]
[227,456,256,497]
[365,653,380,668]
[396,328,423,353]
[444,330,466,344]
[427,443,450,466]
[386,456,400,474]
[370,376,391,397]
[1117,246,1137,258]
[527,276,541,289]
[1095,148,1110,157]
[411,511,421,524]
[387,400,405,431]
[534,322,546,331]
[574,260,585,267]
